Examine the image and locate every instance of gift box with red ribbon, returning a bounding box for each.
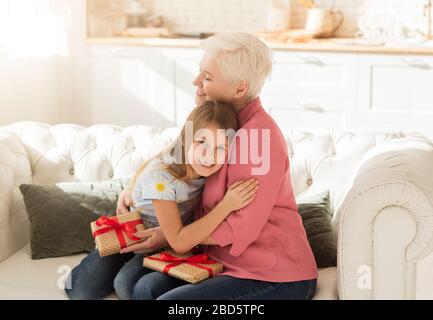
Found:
[143,250,224,284]
[90,212,146,257]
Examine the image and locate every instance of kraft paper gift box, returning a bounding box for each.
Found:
[143,250,224,284]
[90,211,147,257]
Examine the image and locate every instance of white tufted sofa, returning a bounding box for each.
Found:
[1,121,433,300]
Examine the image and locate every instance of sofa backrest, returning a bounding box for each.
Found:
[0,121,426,262]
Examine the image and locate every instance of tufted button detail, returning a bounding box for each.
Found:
[307,178,313,186]
[69,168,75,175]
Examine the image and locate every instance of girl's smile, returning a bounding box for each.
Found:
[187,123,230,178]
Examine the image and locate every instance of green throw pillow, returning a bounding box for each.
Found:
[297,191,337,268]
[19,179,130,259]
[20,177,336,267]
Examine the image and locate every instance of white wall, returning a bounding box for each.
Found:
[0,0,91,126]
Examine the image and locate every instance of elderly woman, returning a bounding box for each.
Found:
[66,33,318,300]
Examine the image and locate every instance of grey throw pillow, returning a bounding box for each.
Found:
[19,179,130,259]
[297,191,337,268]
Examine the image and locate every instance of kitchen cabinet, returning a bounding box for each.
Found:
[88,43,433,138]
[89,45,176,128]
[89,45,203,128]
[168,48,203,125]
[357,54,433,135]
[260,51,357,130]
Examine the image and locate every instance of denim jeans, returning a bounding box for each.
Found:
[133,274,317,300]
[65,249,151,300]
[65,249,317,300]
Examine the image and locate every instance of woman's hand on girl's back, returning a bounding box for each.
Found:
[222,178,259,212]
[116,189,133,215]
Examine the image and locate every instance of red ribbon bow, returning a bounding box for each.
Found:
[92,216,142,249]
[147,252,218,278]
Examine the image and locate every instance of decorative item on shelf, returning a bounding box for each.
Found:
[305,8,344,38]
[145,14,165,28]
[122,1,170,37]
[160,32,215,39]
[356,10,385,43]
[298,0,344,38]
[267,0,291,31]
[356,9,413,45]
[122,27,171,38]
[418,0,433,41]
[257,29,314,43]
[124,0,148,28]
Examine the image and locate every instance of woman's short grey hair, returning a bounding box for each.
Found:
[200,32,273,100]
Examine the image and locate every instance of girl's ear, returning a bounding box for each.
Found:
[233,81,249,99]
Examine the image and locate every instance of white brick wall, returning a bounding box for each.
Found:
[93,0,432,38]
[140,0,269,34]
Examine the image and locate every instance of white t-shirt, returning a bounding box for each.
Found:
[131,157,205,227]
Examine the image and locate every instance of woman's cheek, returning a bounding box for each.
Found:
[203,82,215,97]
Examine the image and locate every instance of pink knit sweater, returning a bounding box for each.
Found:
[195,97,318,282]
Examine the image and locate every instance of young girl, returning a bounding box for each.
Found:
[65,100,259,300]
[127,100,259,254]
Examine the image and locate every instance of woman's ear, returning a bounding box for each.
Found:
[233,81,249,99]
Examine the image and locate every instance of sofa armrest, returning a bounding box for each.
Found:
[334,137,433,299]
[0,132,32,262]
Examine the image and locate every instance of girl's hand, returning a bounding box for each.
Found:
[222,178,259,212]
[120,227,168,254]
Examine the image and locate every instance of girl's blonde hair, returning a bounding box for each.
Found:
[128,100,239,191]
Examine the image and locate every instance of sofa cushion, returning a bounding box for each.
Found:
[0,244,337,300]
[313,267,338,300]
[19,179,129,259]
[0,244,85,299]
[297,191,337,268]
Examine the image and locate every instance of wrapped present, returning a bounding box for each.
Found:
[90,211,146,257]
[143,250,223,284]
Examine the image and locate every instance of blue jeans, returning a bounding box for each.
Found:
[133,274,317,300]
[65,249,317,300]
[65,249,153,300]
